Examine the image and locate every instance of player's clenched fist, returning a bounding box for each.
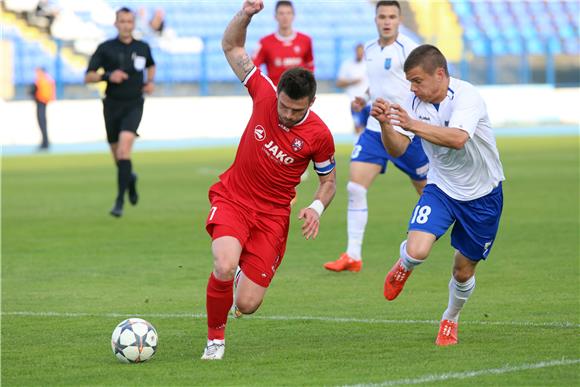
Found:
[387,104,413,130]
[243,0,264,16]
[370,98,391,123]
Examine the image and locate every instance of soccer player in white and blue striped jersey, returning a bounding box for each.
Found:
[371,44,505,346]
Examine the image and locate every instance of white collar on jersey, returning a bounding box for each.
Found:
[274,31,297,42]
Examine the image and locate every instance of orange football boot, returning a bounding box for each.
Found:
[383,259,412,300]
[323,253,362,272]
[436,319,458,346]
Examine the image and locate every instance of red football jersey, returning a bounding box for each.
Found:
[252,32,314,85]
[211,67,335,216]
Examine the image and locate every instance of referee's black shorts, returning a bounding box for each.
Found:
[102,97,144,144]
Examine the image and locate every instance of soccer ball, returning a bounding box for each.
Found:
[111,318,158,363]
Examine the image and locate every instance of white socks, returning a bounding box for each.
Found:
[442,276,476,322]
[399,240,423,271]
[346,181,367,260]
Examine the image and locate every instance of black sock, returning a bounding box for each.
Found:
[116,159,132,204]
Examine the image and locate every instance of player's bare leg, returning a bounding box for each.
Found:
[436,250,478,346]
[384,231,434,300]
[233,269,267,315]
[324,161,380,272]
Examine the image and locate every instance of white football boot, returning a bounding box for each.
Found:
[201,339,225,360]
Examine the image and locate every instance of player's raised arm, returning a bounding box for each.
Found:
[298,169,336,240]
[222,0,264,82]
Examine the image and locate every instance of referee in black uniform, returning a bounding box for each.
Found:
[85,7,156,217]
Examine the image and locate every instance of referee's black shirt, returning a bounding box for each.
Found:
[86,37,155,101]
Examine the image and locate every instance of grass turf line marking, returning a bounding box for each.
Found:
[2,311,579,329]
[342,358,580,387]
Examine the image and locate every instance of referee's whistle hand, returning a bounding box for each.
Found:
[109,70,129,84]
[143,82,155,94]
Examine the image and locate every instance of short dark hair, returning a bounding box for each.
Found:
[404,44,449,76]
[376,1,401,13]
[278,68,317,102]
[275,1,294,11]
[116,7,134,19]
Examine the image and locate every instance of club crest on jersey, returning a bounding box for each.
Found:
[254,125,266,141]
[384,58,392,70]
[293,46,301,54]
[291,137,304,152]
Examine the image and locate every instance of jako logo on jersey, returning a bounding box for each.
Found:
[254,125,266,141]
[418,115,431,121]
[264,140,295,164]
[291,137,304,152]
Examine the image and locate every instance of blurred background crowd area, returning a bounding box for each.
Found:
[1,0,579,100]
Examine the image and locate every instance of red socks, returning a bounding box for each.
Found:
[206,273,234,340]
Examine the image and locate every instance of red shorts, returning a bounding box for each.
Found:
[205,192,290,288]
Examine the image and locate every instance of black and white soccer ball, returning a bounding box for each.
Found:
[111,318,158,363]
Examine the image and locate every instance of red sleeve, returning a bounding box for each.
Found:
[304,36,314,72]
[252,39,266,67]
[243,66,277,102]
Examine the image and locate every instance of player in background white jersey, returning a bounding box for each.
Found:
[372,44,505,346]
[324,1,429,273]
[336,43,369,136]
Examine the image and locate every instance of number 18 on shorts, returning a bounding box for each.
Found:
[407,184,503,261]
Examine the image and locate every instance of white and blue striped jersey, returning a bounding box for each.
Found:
[364,33,419,133]
[396,77,505,201]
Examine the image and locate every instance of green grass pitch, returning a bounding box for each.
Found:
[2,136,579,386]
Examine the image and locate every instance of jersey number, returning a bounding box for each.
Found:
[410,205,431,224]
[209,206,218,221]
[351,145,362,159]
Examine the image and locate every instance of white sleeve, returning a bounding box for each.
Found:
[447,86,484,138]
[337,61,349,80]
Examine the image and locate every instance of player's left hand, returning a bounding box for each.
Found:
[142,81,154,95]
[298,208,320,240]
[388,104,415,131]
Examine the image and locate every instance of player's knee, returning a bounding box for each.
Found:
[116,148,131,160]
[347,181,367,208]
[235,296,262,315]
[212,257,237,280]
[452,266,475,283]
[404,240,429,261]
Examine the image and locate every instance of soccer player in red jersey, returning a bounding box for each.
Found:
[252,0,314,85]
[201,0,336,360]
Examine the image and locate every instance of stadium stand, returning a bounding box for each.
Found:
[3,0,379,86]
[2,0,578,92]
[451,0,579,56]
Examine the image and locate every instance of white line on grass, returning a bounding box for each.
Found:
[342,358,580,387]
[2,311,579,329]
